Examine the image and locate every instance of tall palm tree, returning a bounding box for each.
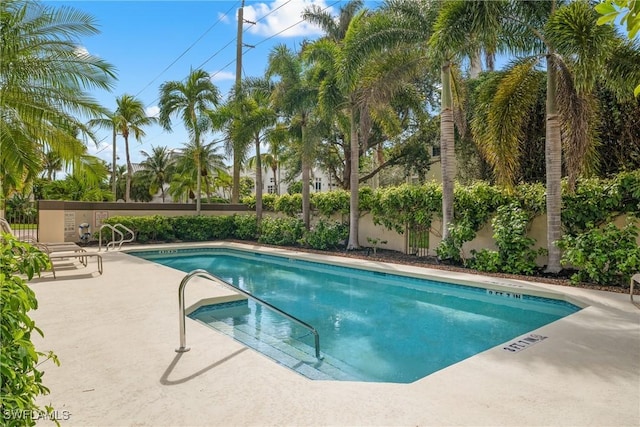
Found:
[159,69,220,214]
[88,110,121,198]
[210,78,276,223]
[470,0,640,272]
[341,0,502,245]
[139,146,175,202]
[114,94,157,202]
[0,0,116,198]
[304,5,428,248]
[303,0,365,42]
[268,45,320,229]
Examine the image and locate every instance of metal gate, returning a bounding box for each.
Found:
[407,225,429,257]
[2,196,38,241]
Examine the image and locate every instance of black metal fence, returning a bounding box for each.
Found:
[407,226,429,257]
[2,198,38,241]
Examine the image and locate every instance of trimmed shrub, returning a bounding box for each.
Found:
[232,214,259,240]
[301,220,348,250]
[258,217,305,246]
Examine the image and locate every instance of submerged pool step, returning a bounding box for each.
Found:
[190,302,358,381]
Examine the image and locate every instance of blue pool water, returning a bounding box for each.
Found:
[131,248,581,383]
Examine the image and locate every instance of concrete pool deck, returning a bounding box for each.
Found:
[29,242,639,427]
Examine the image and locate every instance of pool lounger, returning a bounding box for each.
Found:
[48,252,103,278]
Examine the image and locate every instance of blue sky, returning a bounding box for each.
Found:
[46,1,381,165]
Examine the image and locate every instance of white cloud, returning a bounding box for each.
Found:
[217,11,230,24]
[146,106,160,118]
[210,70,235,82]
[74,45,90,58]
[243,0,331,38]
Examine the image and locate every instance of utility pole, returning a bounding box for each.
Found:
[232,0,245,204]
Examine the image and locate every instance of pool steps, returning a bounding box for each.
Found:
[190,301,369,381]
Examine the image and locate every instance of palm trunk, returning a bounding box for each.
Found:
[545,56,562,273]
[470,50,482,79]
[195,131,202,214]
[232,145,241,204]
[255,135,263,225]
[124,135,132,202]
[111,127,117,199]
[440,63,456,241]
[347,106,360,249]
[271,166,278,195]
[196,169,202,214]
[301,122,311,229]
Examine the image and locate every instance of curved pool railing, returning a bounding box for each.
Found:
[99,224,135,251]
[176,269,322,359]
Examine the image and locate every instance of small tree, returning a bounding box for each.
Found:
[1,234,59,426]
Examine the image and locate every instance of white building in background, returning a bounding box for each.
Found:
[241,166,339,195]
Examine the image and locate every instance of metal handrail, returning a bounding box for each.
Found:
[98,223,135,251]
[114,224,135,249]
[99,224,122,252]
[176,269,321,359]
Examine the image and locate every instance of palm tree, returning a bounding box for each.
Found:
[88,110,121,198]
[173,140,226,201]
[168,172,196,204]
[268,45,320,229]
[470,0,640,272]
[340,0,504,246]
[213,169,233,200]
[159,69,220,214]
[0,0,116,199]
[304,4,428,248]
[210,78,276,222]
[113,95,157,202]
[42,151,63,181]
[139,146,175,202]
[303,0,365,42]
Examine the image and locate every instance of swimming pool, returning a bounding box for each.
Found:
[130,247,581,383]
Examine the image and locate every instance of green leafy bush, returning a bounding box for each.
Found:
[274,193,302,217]
[559,220,640,286]
[104,215,174,243]
[471,203,545,275]
[312,190,350,217]
[258,217,305,246]
[372,183,442,234]
[1,234,59,426]
[301,220,348,250]
[436,219,476,264]
[232,214,259,240]
[171,216,235,241]
[241,194,277,211]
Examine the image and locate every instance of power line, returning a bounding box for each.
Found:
[134,1,240,99]
[252,0,341,48]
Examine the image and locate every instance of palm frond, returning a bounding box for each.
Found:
[555,57,600,191]
[472,57,544,188]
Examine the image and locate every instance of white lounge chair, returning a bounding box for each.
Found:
[1,217,101,278]
[631,273,640,303]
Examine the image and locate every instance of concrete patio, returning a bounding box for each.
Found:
[30,242,640,426]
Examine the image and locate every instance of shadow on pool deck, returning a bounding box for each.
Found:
[160,348,248,386]
[30,242,639,427]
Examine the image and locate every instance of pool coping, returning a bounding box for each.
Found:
[30,242,640,426]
